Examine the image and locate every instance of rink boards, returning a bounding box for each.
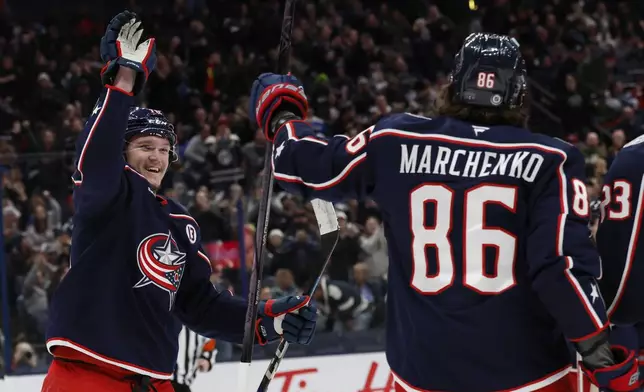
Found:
[0,350,600,392]
[1,351,393,392]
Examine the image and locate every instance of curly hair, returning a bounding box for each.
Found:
[431,84,530,129]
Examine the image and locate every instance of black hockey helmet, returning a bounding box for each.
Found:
[448,33,527,110]
[125,107,178,161]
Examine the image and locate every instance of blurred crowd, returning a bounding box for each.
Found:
[1,0,643,376]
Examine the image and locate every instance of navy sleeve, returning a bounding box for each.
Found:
[527,145,609,341]
[327,280,365,318]
[173,246,249,343]
[72,85,134,217]
[596,144,644,324]
[272,119,375,201]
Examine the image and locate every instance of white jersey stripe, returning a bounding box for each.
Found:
[607,173,644,316]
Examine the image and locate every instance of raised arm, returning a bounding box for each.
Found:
[249,73,377,202]
[272,119,374,201]
[72,11,156,217]
[71,70,134,217]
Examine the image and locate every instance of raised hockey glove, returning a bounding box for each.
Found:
[100,11,157,95]
[579,344,641,391]
[255,295,317,345]
[249,73,308,141]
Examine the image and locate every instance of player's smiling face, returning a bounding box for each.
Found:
[125,135,170,191]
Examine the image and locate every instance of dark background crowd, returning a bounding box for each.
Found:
[1,0,643,376]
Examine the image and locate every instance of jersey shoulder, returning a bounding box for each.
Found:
[163,197,203,242]
[164,197,192,216]
[371,112,438,134]
[606,139,644,182]
[371,112,495,142]
[372,112,495,135]
[529,134,585,161]
[373,112,579,158]
[623,134,644,151]
[614,134,644,165]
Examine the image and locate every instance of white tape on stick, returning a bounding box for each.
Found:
[310,199,339,235]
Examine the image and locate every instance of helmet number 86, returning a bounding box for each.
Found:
[476,72,495,89]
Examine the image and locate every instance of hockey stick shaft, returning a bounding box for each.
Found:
[257,200,339,392]
[238,1,297,391]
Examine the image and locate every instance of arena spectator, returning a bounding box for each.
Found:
[188,188,231,242]
[326,211,362,282]
[312,276,374,333]
[270,268,299,298]
[266,228,284,256]
[359,216,388,279]
[11,341,38,374]
[350,262,386,331]
[240,128,267,192]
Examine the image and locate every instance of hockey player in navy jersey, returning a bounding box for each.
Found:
[41,11,316,392]
[248,33,641,392]
[596,133,644,390]
[597,133,644,326]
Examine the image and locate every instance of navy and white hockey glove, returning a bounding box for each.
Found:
[255,295,317,345]
[100,11,157,95]
[249,73,309,141]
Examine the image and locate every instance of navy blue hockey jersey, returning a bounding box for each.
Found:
[272,113,608,391]
[46,85,249,379]
[596,134,644,325]
[316,277,370,320]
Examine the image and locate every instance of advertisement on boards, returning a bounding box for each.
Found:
[2,351,396,392]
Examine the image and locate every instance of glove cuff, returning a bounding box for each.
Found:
[115,57,147,95]
[101,57,148,96]
[255,317,279,346]
[582,346,641,391]
[261,296,310,318]
[268,111,301,141]
[100,61,119,87]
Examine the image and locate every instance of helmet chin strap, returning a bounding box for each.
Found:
[146,174,163,195]
[146,179,163,198]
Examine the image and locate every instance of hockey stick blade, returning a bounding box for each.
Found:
[257,199,339,392]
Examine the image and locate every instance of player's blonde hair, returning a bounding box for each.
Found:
[432,84,530,128]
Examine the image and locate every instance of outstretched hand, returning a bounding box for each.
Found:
[255,295,317,345]
[100,11,157,95]
[249,73,309,141]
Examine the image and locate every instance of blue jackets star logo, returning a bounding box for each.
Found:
[134,231,187,310]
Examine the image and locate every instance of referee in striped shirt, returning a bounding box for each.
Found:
[172,325,217,392]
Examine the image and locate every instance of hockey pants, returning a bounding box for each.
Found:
[170,381,192,392]
[41,347,173,392]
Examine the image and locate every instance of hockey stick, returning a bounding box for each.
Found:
[257,200,339,392]
[238,1,298,391]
